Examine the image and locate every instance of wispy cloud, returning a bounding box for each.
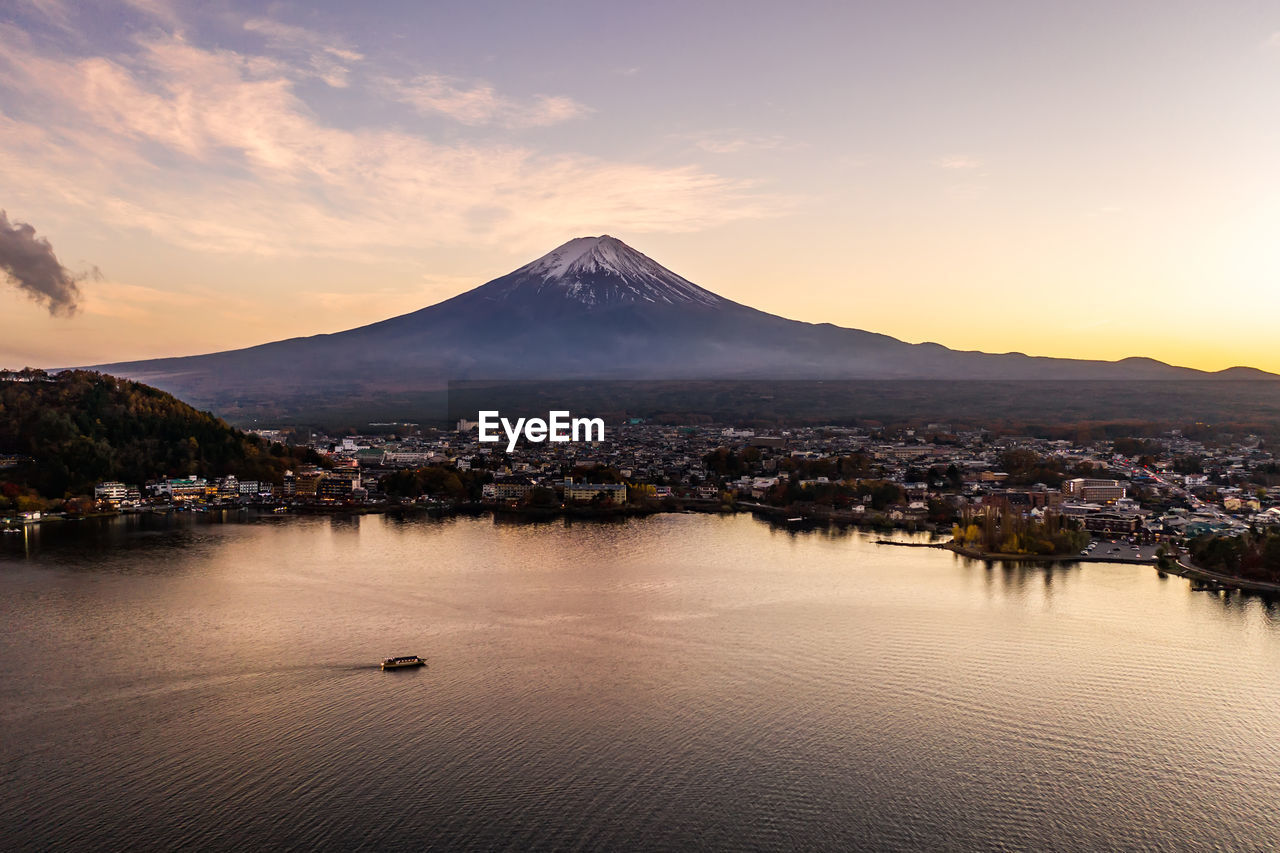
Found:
[243,18,363,88]
[384,73,588,128]
[120,0,181,28]
[21,0,73,29]
[0,24,777,263]
[933,155,981,169]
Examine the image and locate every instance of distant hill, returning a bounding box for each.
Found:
[0,369,319,501]
[444,378,1280,437]
[89,236,1276,422]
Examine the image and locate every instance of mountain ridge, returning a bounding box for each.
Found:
[84,235,1275,417]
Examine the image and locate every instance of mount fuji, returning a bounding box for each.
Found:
[91,235,1272,418]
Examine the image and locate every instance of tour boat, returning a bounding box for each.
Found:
[381,655,426,670]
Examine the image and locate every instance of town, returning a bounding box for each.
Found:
[18,419,1270,567]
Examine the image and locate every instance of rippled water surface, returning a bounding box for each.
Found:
[3,513,1280,851]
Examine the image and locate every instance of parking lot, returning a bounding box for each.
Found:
[1080,539,1162,562]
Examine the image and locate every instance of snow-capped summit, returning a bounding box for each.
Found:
[496,235,723,308]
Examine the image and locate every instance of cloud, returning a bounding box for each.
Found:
[120,0,181,28]
[0,210,86,316]
[27,0,179,33]
[22,0,72,28]
[243,18,363,88]
[934,155,981,169]
[0,26,775,261]
[384,73,589,128]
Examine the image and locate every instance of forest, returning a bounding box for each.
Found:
[0,370,319,506]
[952,501,1090,556]
[1189,530,1280,584]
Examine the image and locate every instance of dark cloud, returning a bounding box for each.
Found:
[0,210,85,316]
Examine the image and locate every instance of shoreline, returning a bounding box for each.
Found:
[942,541,1155,565]
[938,539,1280,597]
[8,504,1278,597]
[1,498,736,529]
[1165,558,1280,596]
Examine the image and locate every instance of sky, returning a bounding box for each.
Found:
[1,0,1278,373]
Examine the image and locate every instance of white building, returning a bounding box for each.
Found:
[1063,478,1127,503]
[94,482,128,505]
[156,476,209,501]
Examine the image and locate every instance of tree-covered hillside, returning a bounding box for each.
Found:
[0,369,319,502]
[1189,530,1280,584]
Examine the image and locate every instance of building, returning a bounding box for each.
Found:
[355,448,387,466]
[283,467,324,498]
[384,451,434,467]
[1082,512,1141,535]
[215,476,239,501]
[562,478,626,506]
[482,479,532,502]
[94,481,128,506]
[158,476,208,502]
[1002,489,1063,509]
[295,469,325,497]
[1255,507,1280,526]
[1063,478,1127,503]
[318,473,358,500]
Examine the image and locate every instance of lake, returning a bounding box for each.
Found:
[3,512,1279,851]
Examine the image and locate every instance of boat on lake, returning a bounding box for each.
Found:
[381,655,426,670]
